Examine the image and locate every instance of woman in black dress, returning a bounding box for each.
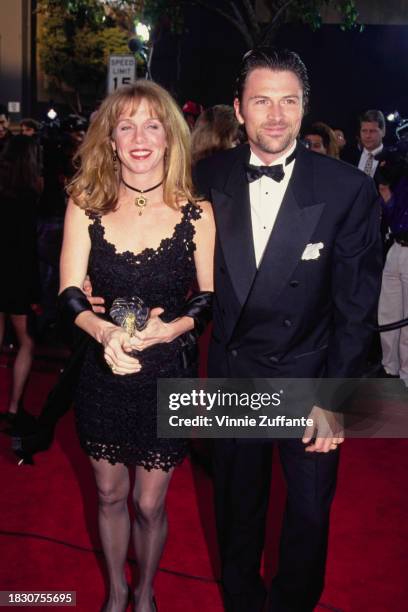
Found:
[0,135,41,422]
[59,82,214,612]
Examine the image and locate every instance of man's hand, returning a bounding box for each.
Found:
[30,304,43,315]
[83,275,105,313]
[378,183,392,203]
[302,405,344,453]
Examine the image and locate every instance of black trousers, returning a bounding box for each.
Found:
[212,438,340,612]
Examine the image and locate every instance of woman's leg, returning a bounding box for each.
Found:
[132,465,174,612]
[8,314,35,414]
[91,457,131,612]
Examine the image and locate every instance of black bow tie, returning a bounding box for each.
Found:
[245,163,285,183]
[245,148,297,184]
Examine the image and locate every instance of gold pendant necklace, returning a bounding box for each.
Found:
[135,195,147,210]
[121,178,164,215]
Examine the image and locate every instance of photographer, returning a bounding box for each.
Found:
[377,132,408,386]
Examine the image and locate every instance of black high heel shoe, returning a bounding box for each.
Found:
[0,411,17,425]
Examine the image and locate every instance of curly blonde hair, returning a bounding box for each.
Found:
[68,81,195,213]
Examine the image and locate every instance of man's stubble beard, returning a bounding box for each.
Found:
[255,126,298,156]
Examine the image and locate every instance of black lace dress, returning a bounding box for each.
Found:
[74,202,201,471]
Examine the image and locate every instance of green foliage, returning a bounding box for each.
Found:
[336,0,363,31]
[51,0,107,26]
[38,0,130,111]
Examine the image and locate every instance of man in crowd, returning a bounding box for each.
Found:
[194,48,382,612]
[377,140,408,386]
[303,123,329,155]
[182,100,204,131]
[0,105,13,154]
[20,118,40,137]
[345,109,385,181]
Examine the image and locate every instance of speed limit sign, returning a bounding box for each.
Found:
[108,55,136,93]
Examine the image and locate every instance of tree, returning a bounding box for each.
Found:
[127,0,360,48]
[37,0,360,110]
[37,0,131,112]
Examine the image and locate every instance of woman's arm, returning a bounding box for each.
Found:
[59,199,107,340]
[60,200,140,375]
[193,200,215,292]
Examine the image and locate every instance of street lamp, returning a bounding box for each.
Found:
[135,21,150,43]
[128,21,153,80]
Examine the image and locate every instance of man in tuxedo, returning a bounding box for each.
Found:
[194,48,382,612]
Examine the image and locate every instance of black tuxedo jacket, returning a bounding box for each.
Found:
[194,143,382,380]
[342,145,383,186]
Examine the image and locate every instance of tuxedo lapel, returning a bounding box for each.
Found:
[211,146,257,307]
[253,146,326,303]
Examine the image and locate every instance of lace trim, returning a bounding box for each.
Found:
[83,440,187,471]
[85,209,100,220]
[88,202,202,264]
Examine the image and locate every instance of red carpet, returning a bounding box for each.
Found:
[1,361,408,612]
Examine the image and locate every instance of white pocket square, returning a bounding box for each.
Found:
[301,242,324,261]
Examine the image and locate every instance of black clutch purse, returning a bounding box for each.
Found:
[109,296,150,357]
[109,297,150,335]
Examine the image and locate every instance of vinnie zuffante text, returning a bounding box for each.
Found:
[166,390,313,429]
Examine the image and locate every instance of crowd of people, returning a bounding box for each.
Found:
[0,45,407,612]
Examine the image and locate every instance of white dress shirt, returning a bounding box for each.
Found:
[249,142,296,267]
[358,144,383,177]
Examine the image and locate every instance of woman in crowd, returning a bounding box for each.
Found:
[0,135,42,423]
[191,104,240,165]
[303,121,340,158]
[59,81,214,612]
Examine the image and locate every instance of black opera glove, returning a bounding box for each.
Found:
[177,291,213,369]
[179,291,213,336]
[58,286,93,328]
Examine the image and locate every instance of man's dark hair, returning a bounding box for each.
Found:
[0,104,9,119]
[20,117,39,132]
[360,109,385,131]
[235,47,310,109]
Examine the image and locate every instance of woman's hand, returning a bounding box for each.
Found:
[101,324,142,375]
[130,308,176,352]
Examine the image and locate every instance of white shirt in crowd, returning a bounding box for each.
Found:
[249,142,296,267]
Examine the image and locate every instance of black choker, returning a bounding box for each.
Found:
[121,178,164,215]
